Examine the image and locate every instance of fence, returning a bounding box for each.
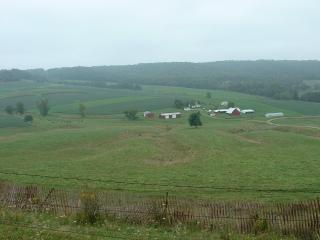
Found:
[0,181,320,237]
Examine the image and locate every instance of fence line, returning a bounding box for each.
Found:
[0,182,319,237]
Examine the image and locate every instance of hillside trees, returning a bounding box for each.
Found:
[37,98,50,117]
[300,92,320,102]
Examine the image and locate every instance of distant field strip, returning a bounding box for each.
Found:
[268,116,320,129]
[2,170,320,193]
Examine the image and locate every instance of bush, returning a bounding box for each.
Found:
[124,110,138,120]
[76,191,102,225]
[253,217,268,235]
[24,115,33,123]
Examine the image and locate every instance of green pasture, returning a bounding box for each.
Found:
[1,82,320,201]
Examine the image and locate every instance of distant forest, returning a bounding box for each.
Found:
[2,60,320,102]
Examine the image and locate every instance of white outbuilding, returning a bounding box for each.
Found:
[265,112,284,118]
[241,109,255,114]
[159,112,182,119]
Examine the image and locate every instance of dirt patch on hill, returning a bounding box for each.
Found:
[151,140,196,166]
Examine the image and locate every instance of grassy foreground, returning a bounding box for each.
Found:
[0,206,298,240]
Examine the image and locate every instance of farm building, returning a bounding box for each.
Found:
[226,108,241,116]
[265,112,284,118]
[143,111,155,118]
[214,108,241,115]
[241,109,255,114]
[184,107,191,111]
[159,112,181,119]
[213,109,229,113]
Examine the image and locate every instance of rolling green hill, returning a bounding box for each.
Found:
[1,81,320,201]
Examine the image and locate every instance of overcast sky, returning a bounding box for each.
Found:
[0,0,319,69]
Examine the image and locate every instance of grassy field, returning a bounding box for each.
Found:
[270,116,320,128]
[1,82,320,201]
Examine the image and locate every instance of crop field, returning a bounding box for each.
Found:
[1,82,320,201]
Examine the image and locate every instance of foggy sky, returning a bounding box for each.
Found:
[0,0,319,69]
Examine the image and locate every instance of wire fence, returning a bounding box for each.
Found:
[0,181,320,237]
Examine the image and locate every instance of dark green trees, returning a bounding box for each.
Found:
[188,112,202,128]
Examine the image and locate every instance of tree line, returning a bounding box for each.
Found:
[2,61,320,102]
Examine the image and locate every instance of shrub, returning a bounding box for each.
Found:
[24,115,33,123]
[124,110,138,120]
[253,217,268,235]
[76,191,102,225]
